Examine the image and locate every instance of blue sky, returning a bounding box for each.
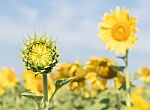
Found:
[0,0,150,76]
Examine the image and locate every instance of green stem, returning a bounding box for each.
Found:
[116,94,120,110]
[124,50,131,107]
[42,73,49,110]
[49,89,57,102]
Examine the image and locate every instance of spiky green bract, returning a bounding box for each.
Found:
[21,33,59,74]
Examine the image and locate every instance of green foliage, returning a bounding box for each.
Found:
[49,76,76,102]
[0,85,35,110]
[48,88,127,110]
[1,82,150,110]
[17,77,76,110]
[20,91,43,103]
[55,77,76,90]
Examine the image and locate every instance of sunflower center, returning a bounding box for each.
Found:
[112,22,130,41]
[95,60,117,79]
[31,44,51,67]
[8,72,15,81]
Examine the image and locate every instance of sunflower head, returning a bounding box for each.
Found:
[98,7,138,54]
[54,62,86,81]
[139,67,150,76]
[138,67,150,83]
[21,33,59,74]
[54,62,87,94]
[85,57,118,79]
[0,67,19,89]
[85,72,108,90]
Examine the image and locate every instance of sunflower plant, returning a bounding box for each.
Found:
[21,32,75,110]
[98,6,139,107]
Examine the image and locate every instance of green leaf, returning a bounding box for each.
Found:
[49,76,77,102]
[110,66,125,72]
[100,98,110,104]
[55,76,76,90]
[117,56,126,60]
[20,91,43,103]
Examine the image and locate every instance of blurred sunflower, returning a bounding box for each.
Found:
[53,62,88,94]
[30,75,54,98]
[0,67,19,89]
[138,67,150,83]
[22,70,36,89]
[125,87,150,110]
[85,57,118,79]
[22,70,55,98]
[114,73,125,88]
[85,71,107,91]
[98,7,138,54]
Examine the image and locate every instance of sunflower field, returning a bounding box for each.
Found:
[0,6,150,110]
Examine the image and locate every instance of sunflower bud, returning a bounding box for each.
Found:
[21,33,59,74]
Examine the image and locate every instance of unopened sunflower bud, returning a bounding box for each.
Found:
[21,33,59,74]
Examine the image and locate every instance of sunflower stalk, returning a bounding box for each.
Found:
[42,73,49,110]
[124,50,131,107]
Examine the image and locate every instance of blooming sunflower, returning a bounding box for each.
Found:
[21,33,59,73]
[53,62,87,94]
[85,72,107,90]
[98,7,138,54]
[138,67,150,83]
[22,70,36,89]
[85,57,118,79]
[0,67,19,89]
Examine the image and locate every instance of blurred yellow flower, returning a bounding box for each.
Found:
[31,75,54,98]
[22,70,36,90]
[138,67,150,83]
[0,67,19,89]
[54,63,73,78]
[114,73,125,88]
[98,7,138,54]
[85,57,118,79]
[85,72,107,90]
[54,62,88,94]
[125,87,150,110]
[22,70,55,98]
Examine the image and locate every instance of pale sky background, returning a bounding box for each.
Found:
[0,0,150,77]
